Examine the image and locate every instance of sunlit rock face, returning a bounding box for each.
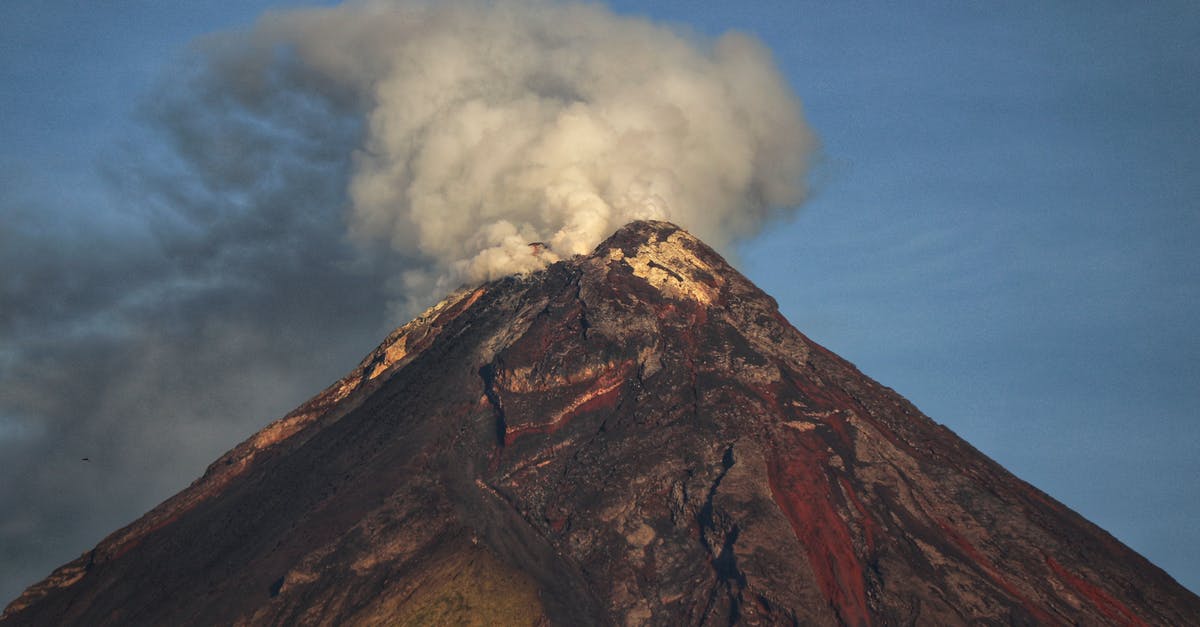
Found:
[5,221,1199,626]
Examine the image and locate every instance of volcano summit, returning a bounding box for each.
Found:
[4,221,1198,625]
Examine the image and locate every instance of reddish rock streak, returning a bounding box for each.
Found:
[767,429,871,627]
[503,363,630,445]
[1046,556,1149,627]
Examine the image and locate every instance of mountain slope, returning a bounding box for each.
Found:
[5,220,1198,625]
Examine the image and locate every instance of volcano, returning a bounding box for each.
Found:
[4,221,1198,625]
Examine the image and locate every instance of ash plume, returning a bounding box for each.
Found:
[0,0,814,604]
[189,0,816,310]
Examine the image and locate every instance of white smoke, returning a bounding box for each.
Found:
[189,0,816,311]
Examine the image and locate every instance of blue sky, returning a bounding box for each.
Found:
[2,0,1198,600]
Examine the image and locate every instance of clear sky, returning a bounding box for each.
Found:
[2,0,1197,602]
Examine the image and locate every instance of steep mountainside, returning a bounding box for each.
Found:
[5,221,1198,625]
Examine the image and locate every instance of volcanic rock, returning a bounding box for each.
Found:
[4,220,1198,625]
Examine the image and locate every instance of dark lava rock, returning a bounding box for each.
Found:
[4,221,1199,625]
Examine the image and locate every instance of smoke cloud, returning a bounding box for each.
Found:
[0,0,814,604]
[192,0,815,309]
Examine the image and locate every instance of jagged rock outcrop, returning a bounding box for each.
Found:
[5,220,1198,625]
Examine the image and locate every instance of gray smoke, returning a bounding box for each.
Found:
[0,0,815,604]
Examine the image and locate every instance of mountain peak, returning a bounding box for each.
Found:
[6,223,1199,625]
[598,219,689,248]
[589,220,725,305]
